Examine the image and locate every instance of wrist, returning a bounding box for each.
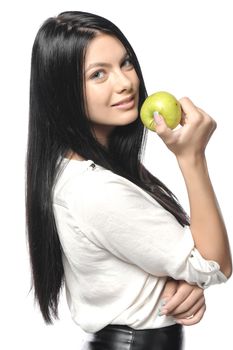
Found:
[176,153,211,191]
[176,153,207,172]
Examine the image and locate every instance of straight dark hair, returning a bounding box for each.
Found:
[26,10,189,324]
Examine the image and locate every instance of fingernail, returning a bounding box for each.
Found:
[154,111,163,125]
[161,300,167,307]
[158,308,166,317]
[158,309,162,316]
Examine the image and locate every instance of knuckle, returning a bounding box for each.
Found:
[179,96,190,103]
[212,119,217,129]
[176,290,187,300]
[203,115,211,124]
[156,126,165,136]
[195,287,204,295]
[157,130,173,145]
[195,315,201,322]
[165,138,175,148]
[157,124,168,134]
[203,115,216,129]
[193,111,203,122]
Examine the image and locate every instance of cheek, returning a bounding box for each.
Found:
[85,86,108,120]
[85,86,100,111]
[86,84,107,105]
[134,74,140,90]
[128,70,140,93]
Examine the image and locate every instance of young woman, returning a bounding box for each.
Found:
[26,11,232,350]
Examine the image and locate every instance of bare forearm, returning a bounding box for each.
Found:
[177,154,232,278]
[155,96,232,278]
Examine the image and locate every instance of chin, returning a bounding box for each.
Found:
[118,110,139,126]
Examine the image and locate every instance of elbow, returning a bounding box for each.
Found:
[220,251,232,280]
[225,267,232,280]
[221,262,232,280]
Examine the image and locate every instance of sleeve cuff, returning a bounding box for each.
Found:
[188,248,228,289]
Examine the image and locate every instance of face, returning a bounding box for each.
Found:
[84,33,140,146]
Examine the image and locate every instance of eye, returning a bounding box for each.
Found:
[122,57,133,68]
[90,70,105,80]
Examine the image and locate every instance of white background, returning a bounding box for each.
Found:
[1,0,232,349]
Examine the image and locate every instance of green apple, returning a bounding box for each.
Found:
[140,91,182,132]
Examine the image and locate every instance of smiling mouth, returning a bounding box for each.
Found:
[111,95,135,107]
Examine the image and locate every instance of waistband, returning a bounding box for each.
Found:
[86,323,183,350]
[99,323,181,333]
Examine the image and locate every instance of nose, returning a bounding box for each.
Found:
[112,69,133,93]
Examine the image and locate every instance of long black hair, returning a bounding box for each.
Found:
[26,10,189,324]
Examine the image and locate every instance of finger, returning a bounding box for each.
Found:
[172,295,205,318]
[196,107,217,133]
[180,111,186,126]
[196,107,209,117]
[153,112,173,142]
[175,304,206,326]
[160,279,177,300]
[161,286,193,314]
[179,97,198,115]
[164,289,204,315]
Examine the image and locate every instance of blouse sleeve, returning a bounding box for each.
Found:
[68,170,227,289]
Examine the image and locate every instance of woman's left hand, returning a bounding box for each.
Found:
[160,279,206,325]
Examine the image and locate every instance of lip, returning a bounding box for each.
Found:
[111,95,135,110]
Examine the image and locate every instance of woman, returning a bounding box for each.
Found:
[26,11,232,350]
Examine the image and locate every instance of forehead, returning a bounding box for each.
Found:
[84,34,127,66]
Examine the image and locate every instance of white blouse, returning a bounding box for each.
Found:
[52,158,227,333]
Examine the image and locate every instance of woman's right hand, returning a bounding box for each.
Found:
[153,97,217,160]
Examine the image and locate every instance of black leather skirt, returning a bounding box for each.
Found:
[82,324,183,350]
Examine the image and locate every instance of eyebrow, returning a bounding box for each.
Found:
[85,52,129,72]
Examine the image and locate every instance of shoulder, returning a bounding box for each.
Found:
[53,158,156,212]
[53,159,133,206]
[53,159,102,204]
